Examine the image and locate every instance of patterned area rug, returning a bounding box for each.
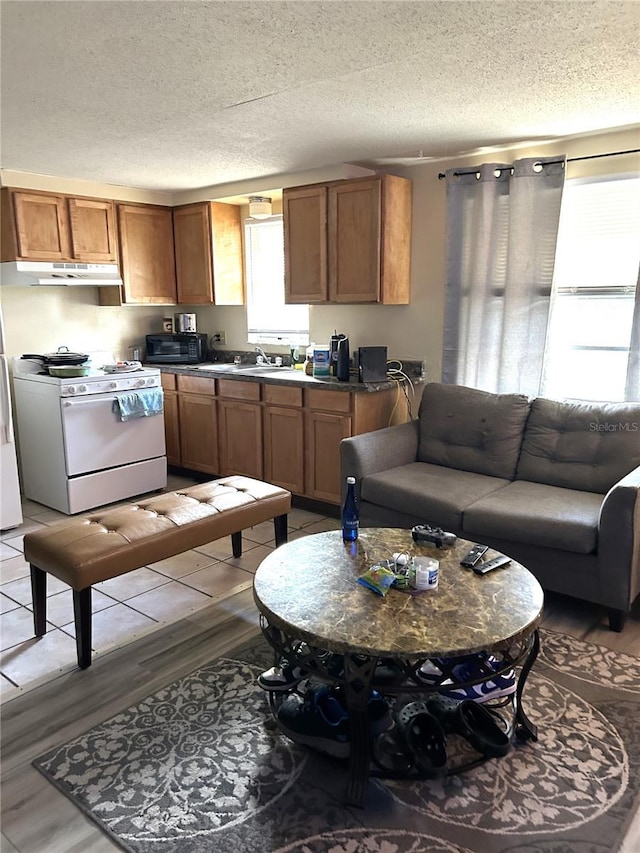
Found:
[34,629,640,853]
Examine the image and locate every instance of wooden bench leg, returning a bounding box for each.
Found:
[73,588,93,669]
[30,565,47,637]
[274,513,288,547]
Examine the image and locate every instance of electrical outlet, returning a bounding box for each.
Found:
[213,331,226,345]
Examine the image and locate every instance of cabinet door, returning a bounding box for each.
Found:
[284,185,328,303]
[304,410,352,503]
[173,203,214,304]
[68,197,117,262]
[263,405,304,494]
[178,394,219,474]
[162,390,181,467]
[210,202,244,305]
[218,400,263,479]
[117,204,177,304]
[11,192,70,260]
[328,179,381,303]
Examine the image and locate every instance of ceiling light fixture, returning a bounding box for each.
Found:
[248,196,272,219]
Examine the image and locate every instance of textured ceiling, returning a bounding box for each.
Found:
[1,0,639,193]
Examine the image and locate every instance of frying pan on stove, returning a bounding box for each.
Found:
[21,346,90,367]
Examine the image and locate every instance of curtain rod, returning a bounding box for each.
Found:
[437,148,640,180]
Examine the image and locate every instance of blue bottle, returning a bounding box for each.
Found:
[342,476,359,541]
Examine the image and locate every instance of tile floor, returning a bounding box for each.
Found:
[0,474,339,702]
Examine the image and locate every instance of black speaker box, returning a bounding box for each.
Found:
[358,346,388,382]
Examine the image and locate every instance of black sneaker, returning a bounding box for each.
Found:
[276,685,350,757]
[331,685,393,736]
[258,660,306,692]
[276,685,392,758]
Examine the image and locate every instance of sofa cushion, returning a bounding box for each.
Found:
[516,398,640,494]
[463,480,602,554]
[361,461,510,531]
[417,383,531,480]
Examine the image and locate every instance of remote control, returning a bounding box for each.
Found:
[460,544,489,568]
[411,524,457,548]
[473,554,511,575]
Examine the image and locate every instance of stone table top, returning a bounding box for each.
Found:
[253,529,544,659]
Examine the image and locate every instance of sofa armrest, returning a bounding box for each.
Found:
[598,464,640,607]
[340,420,420,499]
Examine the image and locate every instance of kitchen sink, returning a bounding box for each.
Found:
[195,363,294,375]
[195,364,237,372]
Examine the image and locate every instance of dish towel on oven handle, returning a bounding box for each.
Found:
[112,388,164,421]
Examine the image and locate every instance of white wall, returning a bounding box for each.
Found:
[1,126,638,379]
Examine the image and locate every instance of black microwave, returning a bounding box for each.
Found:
[146,333,208,364]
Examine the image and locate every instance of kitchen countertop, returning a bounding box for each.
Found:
[154,363,421,393]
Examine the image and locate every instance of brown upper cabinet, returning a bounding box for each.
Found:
[115,203,177,304]
[1,188,117,263]
[283,174,412,304]
[173,201,244,305]
[283,185,328,303]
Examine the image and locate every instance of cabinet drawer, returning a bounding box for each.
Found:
[305,388,352,413]
[161,373,177,391]
[177,374,216,396]
[217,379,261,401]
[263,384,303,407]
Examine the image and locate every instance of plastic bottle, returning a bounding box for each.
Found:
[342,476,359,541]
[305,343,315,375]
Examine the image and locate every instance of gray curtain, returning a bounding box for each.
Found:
[625,264,640,401]
[443,157,566,396]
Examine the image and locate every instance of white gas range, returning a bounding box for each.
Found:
[12,357,167,514]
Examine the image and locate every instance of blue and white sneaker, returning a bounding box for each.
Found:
[440,666,516,703]
[417,653,516,703]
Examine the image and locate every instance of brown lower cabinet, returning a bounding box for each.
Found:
[162,374,219,474]
[218,379,263,479]
[179,393,219,475]
[161,372,403,504]
[304,391,352,502]
[263,385,305,494]
[161,376,181,467]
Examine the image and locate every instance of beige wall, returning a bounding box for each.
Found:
[1,126,638,378]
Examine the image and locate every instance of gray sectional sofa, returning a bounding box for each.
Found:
[341,382,640,631]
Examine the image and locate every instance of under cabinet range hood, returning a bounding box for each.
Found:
[0,260,123,287]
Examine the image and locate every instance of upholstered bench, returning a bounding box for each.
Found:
[24,476,291,669]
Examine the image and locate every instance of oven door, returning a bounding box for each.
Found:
[61,391,166,476]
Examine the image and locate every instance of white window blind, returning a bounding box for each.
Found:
[244,216,309,347]
[542,175,640,401]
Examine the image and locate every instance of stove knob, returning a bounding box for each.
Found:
[77,384,88,393]
[136,378,147,387]
[109,381,118,389]
[67,385,76,395]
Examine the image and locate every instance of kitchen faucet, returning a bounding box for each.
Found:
[254,346,272,364]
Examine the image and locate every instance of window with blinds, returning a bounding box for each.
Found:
[244,216,309,346]
[542,174,640,401]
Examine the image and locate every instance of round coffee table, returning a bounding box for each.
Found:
[253,528,544,806]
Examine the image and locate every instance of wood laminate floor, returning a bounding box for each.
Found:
[2,563,640,852]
